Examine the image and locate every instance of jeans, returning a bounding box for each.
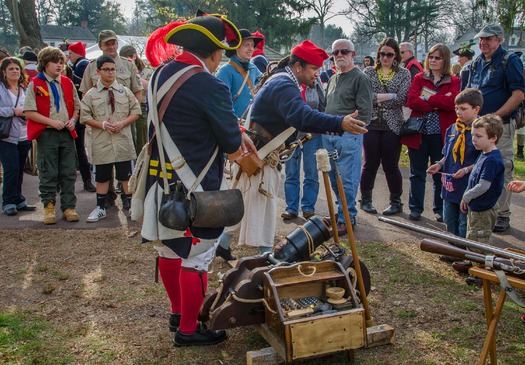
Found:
[408,134,443,215]
[0,140,31,210]
[322,133,363,223]
[443,200,467,238]
[284,135,322,214]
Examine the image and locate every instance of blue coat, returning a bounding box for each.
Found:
[251,69,344,145]
[216,55,262,118]
[147,61,242,241]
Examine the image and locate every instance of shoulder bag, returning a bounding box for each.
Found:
[399,116,426,136]
[0,87,21,139]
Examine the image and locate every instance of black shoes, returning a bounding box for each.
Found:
[382,201,403,215]
[435,213,444,223]
[121,195,131,211]
[408,211,421,221]
[174,323,227,347]
[216,246,237,261]
[4,207,17,216]
[493,217,510,233]
[18,204,36,211]
[83,179,96,192]
[169,313,181,332]
[465,276,482,287]
[360,200,377,214]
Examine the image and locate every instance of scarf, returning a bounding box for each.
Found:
[452,118,472,164]
[37,72,60,112]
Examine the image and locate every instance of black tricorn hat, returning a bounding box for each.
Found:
[453,47,475,58]
[165,13,241,54]
[225,29,264,58]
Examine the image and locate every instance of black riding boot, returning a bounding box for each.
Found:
[359,190,377,214]
[383,193,403,215]
[517,144,524,159]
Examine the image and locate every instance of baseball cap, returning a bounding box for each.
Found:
[98,30,118,43]
[475,24,504,38]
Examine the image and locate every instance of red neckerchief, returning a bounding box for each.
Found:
[175,52,204,67]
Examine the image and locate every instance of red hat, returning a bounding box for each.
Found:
[291,40,329,67]
[252,30,265,57]
[68,41,86,57]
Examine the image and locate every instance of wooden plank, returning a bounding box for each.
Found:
[366,324,395,348]
[246,347,281,365]
[252,324,287,361]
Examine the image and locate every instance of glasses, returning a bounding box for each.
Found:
[332,49,352,56]
[100,68,116,73]
[428,56,443,61]
[379,52,395,58]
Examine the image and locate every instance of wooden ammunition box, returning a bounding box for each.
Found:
[263,261,366,363]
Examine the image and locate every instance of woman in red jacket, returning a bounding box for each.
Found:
[401,44,460,221]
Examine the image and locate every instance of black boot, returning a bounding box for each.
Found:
[383,194,403,215]
[83,179,96,192]
[359,190,377,214]
[216,246,237,261]
[517,145,524,159]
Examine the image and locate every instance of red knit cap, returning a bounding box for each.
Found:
[68,41,86,57]
[291,40,329,67]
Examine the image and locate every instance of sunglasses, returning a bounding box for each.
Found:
[379,52,395,58]
[332,49,352,56]
[428,55,443,61]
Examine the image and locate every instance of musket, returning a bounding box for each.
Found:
[378,216,525,262]
[420,239,525,277]
[279,133,312,161]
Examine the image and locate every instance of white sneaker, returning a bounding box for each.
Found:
[87,206,106,222]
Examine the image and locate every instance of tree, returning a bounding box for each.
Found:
[5,0,44,49]
[299,0,340,48]
[476,0,525,46]
[343,0,455,53]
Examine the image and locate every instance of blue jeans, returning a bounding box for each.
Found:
[443,200,467,238]
[0,140,32,210]
[408,134,443,215]
[322,133,363,223]
[284,135,322,214]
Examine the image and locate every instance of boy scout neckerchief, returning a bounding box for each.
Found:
[103,87,115,114]
[452,118,472,164]
[37,72,60,113]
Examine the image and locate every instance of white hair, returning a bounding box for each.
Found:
[332,39,355,52]
[399,42,415,53]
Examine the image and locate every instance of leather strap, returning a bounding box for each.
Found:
[159,67,202,122]
[228,61,254,101]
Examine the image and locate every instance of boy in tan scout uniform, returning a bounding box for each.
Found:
[24,47,81,224]
[80,55,141,222]
[80,30,143,208]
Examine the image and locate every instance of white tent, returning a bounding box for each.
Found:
[84,35,148,60]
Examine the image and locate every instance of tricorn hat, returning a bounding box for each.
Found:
[22,51,38,62]
[453,47,475,58]
[225,29,263,57]
[164,13,241,54]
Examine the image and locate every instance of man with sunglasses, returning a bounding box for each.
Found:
[324,39,373,236]
[400,42,423,81]
[464,23,525,233]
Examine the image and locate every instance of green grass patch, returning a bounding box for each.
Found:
[0,310,75,364]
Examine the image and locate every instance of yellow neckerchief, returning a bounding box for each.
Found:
[452,118,472,164]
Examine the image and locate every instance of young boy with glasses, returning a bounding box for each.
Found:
[80,55,141,222]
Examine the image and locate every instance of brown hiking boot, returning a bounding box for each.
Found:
[63,208,80,222]
[43,202,56,225]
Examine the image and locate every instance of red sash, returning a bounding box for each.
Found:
[27,76,77,141]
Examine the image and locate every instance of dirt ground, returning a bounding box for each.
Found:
[2,172,525,364]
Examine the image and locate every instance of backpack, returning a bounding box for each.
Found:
[467,51,525,128]
[501,52,525,129]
